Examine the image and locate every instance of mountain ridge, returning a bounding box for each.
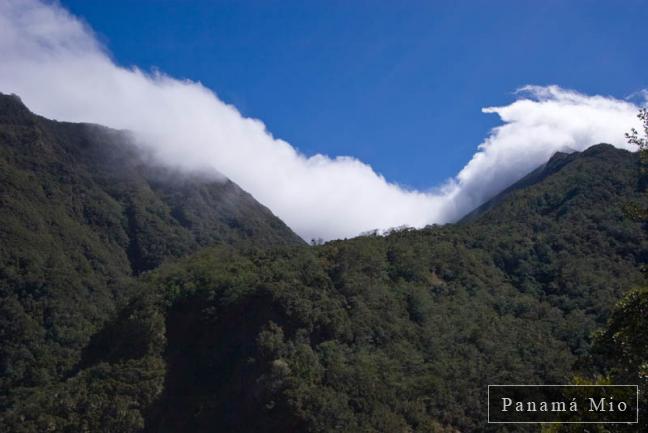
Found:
[0,95,646,433]
[0,92,303,272]
[461,143,630,223]
[135,140,646,431]
[0,92,302,408]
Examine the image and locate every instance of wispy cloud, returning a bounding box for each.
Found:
[0,0,644,240]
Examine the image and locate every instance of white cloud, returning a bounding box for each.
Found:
[0,0,644,240]
[444,85,643,219]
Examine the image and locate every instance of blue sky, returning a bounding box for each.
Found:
[1,0,645,239]
[60,0,647,190]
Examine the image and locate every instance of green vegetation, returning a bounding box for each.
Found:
[0,95,646,432]
[0,93,301,432]
[543,107,648,433]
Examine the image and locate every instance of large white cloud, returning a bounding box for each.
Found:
[0,0,644,240]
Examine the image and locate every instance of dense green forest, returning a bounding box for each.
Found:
[0,93,301,431]
[0,94,646,432]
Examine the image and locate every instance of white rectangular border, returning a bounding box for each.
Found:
[487,384,639,424]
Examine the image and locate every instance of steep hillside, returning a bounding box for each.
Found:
[0,93,302,418]
[459,143,645,315]
[463,143,634,224]
[139,142,646,433]
[142,140,646,432]
[0,95,645,433]
[4,142,642,432]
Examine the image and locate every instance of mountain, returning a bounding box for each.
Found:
[0,96,645,433]
[137,143,646,433]
[0,93,302,273]
[0,93,302,423]
[461,143,632,223]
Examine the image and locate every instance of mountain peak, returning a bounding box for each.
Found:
[0,92,26,107]
[0,92,34,124]
[0,95,303,273]
[461,143,637,223]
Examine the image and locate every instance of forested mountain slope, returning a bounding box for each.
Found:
[138,143,646,433]
[0,94,645,433]
[0,93,301,428]
[460,143,644,317]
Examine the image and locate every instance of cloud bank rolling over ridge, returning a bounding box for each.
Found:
[0,0,645,241]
